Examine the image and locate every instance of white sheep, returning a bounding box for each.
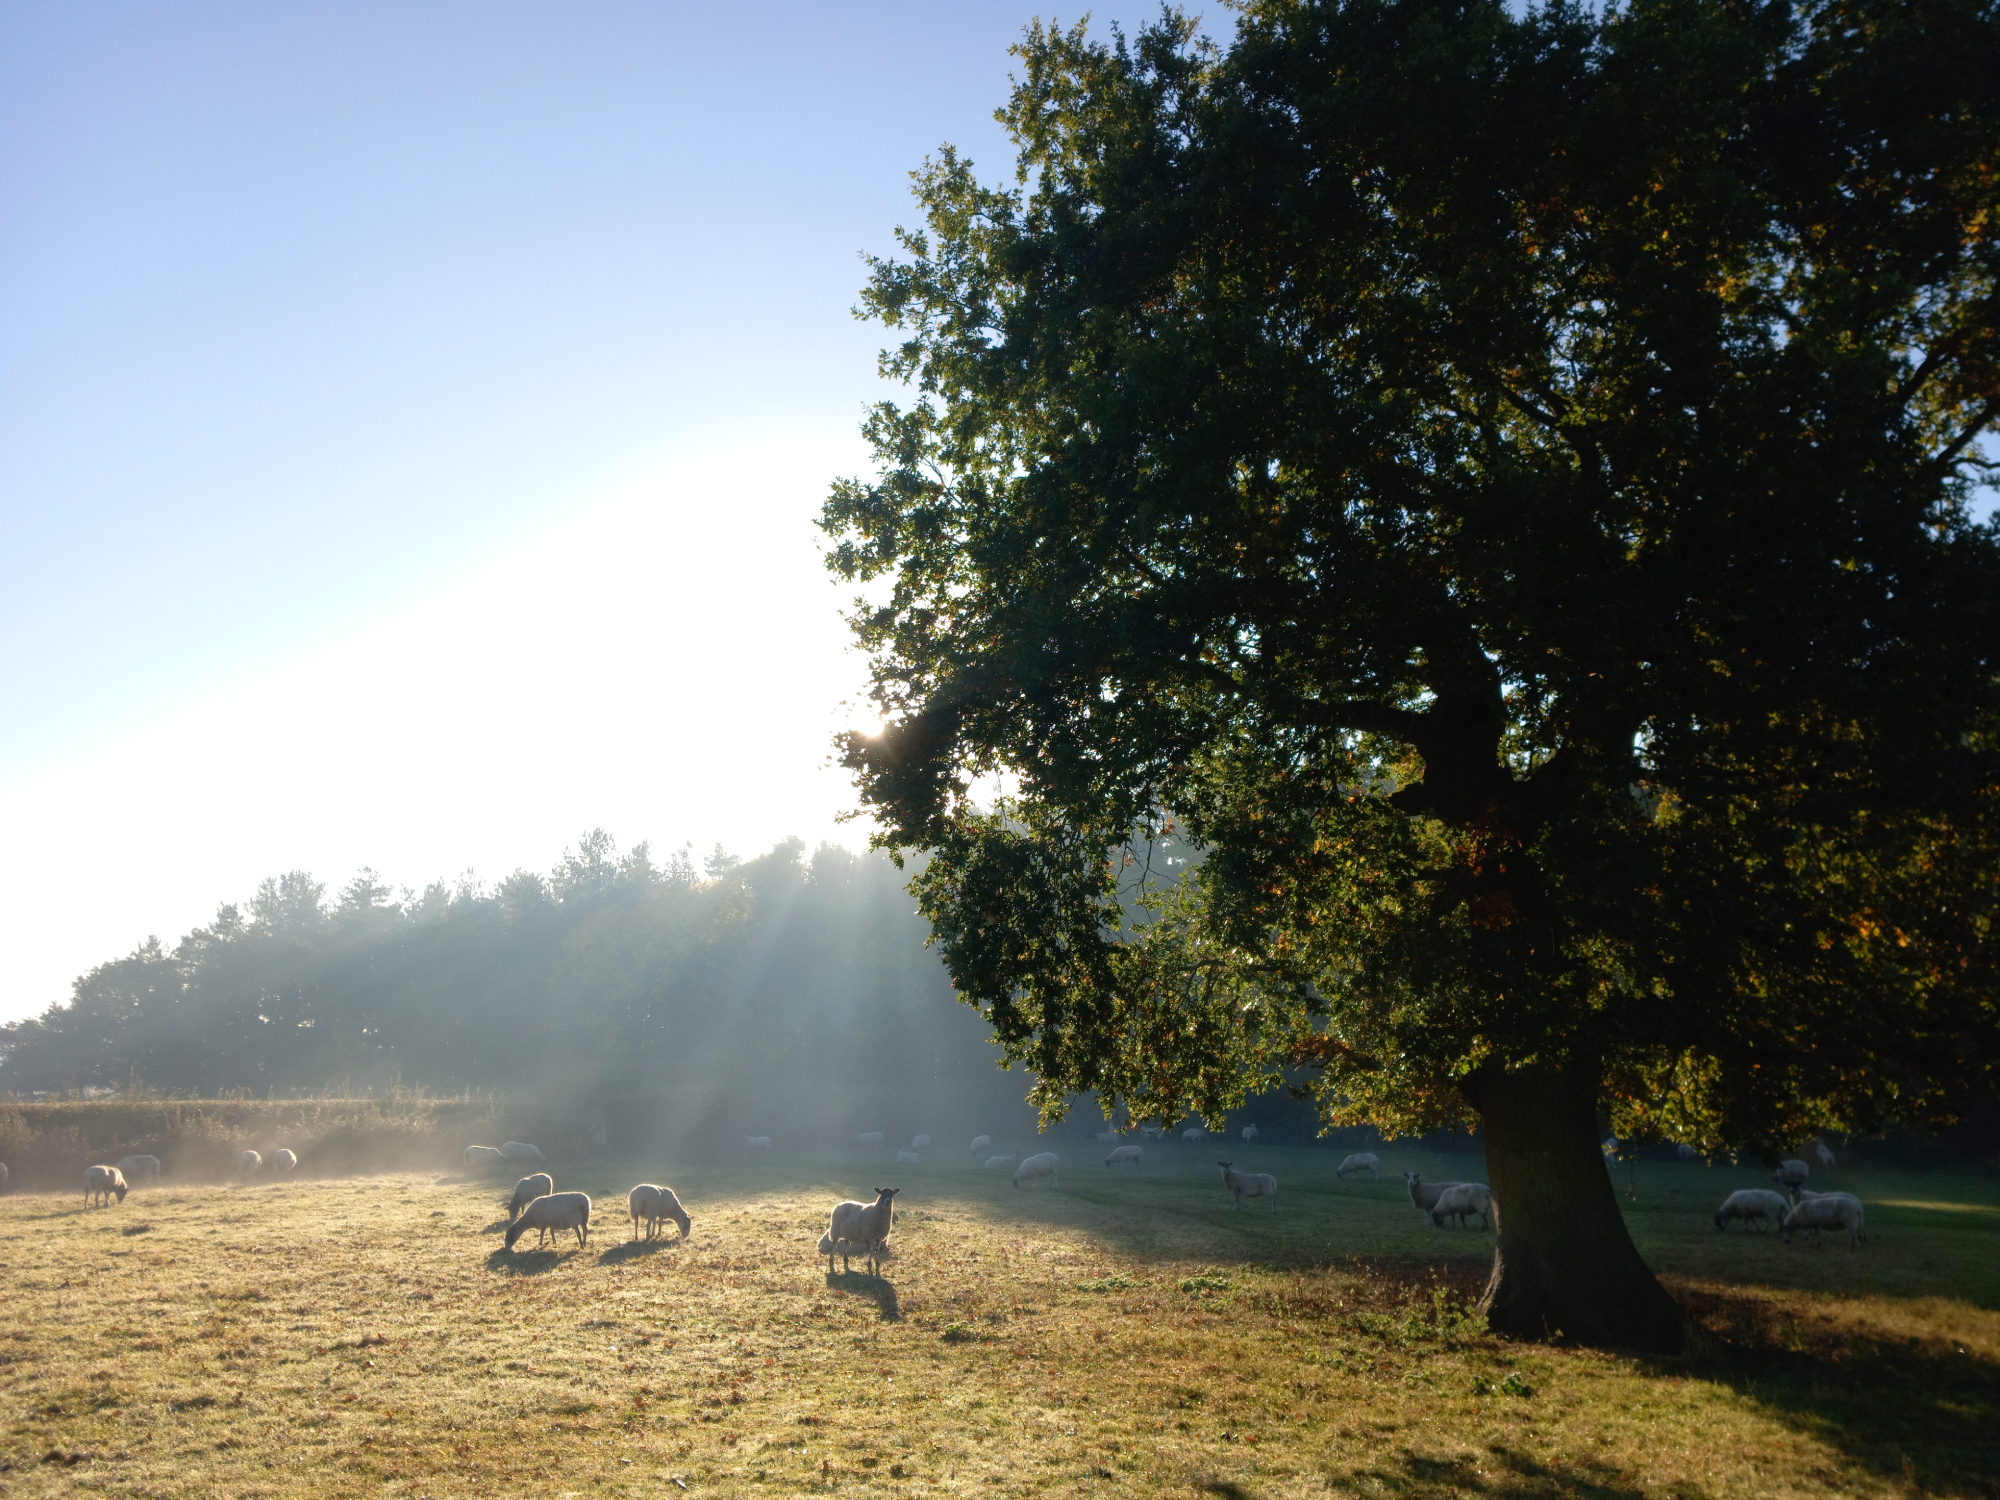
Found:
[1713,1188,1792,1232]
[856,1131,885,1149]
[115,1154,162,1184]
[1218,1160,1276,1212]
[505,1190,591,1250]
[910,1134,931,1150]
[1138,1125,1164,1140]
[1335,1153,1379,1180]
[969,1135,992,1155]
[271,1148,298,1173]
[464,1145,508,1171]
[1429,1182,1493,1229]
[1814,1139,1836,1173]
[895,1148,920,1164]
[984,1154,1018,1170]
[501,1141,545,1163]
[628,1184,691,1243]
[1241,1125,1259,1142]
[237,1150,262,1176]
[1105,1144,1143,1170]
[509,1172,554,1221]
[1771,1158,1810,1196]
[745,1136,772,1155]
[1181,1128,1205,1143]
[1403,1172,1466,1220]
[1783,1192,1865,1248]
[83,1164,128,1206]
[1013,1152,1060,1189]
[825,1188,899,1271]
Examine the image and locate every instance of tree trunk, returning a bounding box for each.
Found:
[1468,1064,1684,1352]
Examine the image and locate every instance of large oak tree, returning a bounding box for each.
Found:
[823,0,2000,1351]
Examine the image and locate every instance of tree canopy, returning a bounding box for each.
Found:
[823,0,2000,1347]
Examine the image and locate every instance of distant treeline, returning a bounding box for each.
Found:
[0,833,1063,1151]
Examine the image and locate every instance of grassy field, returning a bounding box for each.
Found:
[3,1141,1996,1498]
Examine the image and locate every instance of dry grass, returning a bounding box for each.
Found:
[2,1145,1995,1498]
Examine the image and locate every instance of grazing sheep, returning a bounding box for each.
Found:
[817,1232,895,1274]
[504,1191,592,1251]
[1429,1182,1493,1230]
[1105,1145,1143,1170]
[1241,1125,1260,1142]
[1403,1172,1466,1220]
[116,1155,162,1184]
[969,1135,992,1155]
[1814,1139,1836,1173]
[271,1148,298,1173]
[509,1173,554,1221]
[1713,1188,1792,1232]
[237,1150,262,1176]
[1218,1161,1277,1212]
[501,1142,545,1163]
[464,1145,508,1171]
[628,1184,691,1243]
[895,1148,920,1164]
[745,1136,772,1155]
[1180,1128,1205,1143]
[1013,1153,1060,1189]
[1335,1153,1380,1180]
[83,1165,128,1205]
[984,1154,1018,1170]
[911,1134,932,1150]
[827,1188,900,1268]
[1783,1192,1865,1249]
[1139,1125,1164,1140]
[856,1132,885,1149]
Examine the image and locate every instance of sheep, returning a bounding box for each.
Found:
[745,1136,772,1155]
[501,1142,545,1163]
[271,1148,298,1173]
[1013,1153,1060,1189]
[1335,1153,1380,1180]
[464,1145,508,1171]
[1713,1188,1792,1232]
[504,1190,591,1251]
[1783,1192,1865,1249]
[1429,1182,1493,1229]
[1241,1125,1260,1142]
[1095,1128,1119,1143]
[1814,1139,1836,1173]
[817,1232,895,1275]
[856,1132,885,1149]
[911,1134,931,1150]
[1218,1160,1277,1212]
[237,1150,262,1176]
[969,1135,992,1155]
[895,1148,920,1164]
[116,1154,162,1184]
[1105,1144,1143,1170]
[1138,1125,1164,1140]
[984,1154,1018,1170]
[826,1188,899,1270]
[83,1165,128,1206]
[509,1172,554,1221]
[1180,1128,1205,1143]
[628,1184,691,1243]
[1403,1172,1467,1220]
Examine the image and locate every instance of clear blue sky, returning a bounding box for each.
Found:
[0,1,1179,1022]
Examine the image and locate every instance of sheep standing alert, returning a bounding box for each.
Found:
[1013,1153,1060,1189]
[505,1191,592,1251]
[1771,1159,1811,1197]
[1105,1145,1143,1170]
[509,1173,554,1221]
[628,1184,691,1243]
[1403,1172,1466,1220]
[823,1188,899,1272]
[1335,1153,1380,1180]
[1218,1161,1277,1212]
[83,1165,128,1206]
[1713,1188,1791,1232]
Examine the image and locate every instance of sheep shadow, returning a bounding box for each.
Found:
[484,1246,580,1276]
[597,1237,685,1266]
[825,1270,900,1321]
[478,1218,515,1236]
[1329,1450,1661,1499]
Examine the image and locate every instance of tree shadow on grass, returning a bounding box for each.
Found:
[1659,1281,2000,1497]
[597,1237,685,1266]
[825,1270,900,1321]
[484,1246,580,1276]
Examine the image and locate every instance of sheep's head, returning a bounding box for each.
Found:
[1217,1161,1233,1173]
[873,1187,901,1203]
[115,1184,128,1202]
[1404,1172,1422,1187]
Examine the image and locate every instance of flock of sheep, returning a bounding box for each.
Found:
[35,1126,1866,1256]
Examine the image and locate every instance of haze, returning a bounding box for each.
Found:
[0,1,1164,1025]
